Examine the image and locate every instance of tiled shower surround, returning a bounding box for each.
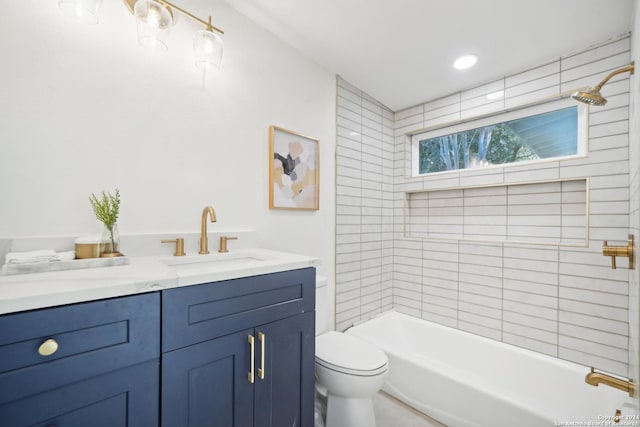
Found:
[335,79,395,330]
[336,35,634,376]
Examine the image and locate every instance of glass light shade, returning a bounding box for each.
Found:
[134,0,173,51]
[58,0,102,25]
[193,30,224,70]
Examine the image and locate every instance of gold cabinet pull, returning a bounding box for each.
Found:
[38,338,59,357]
[258,332,265,380]
[247,335,255,384]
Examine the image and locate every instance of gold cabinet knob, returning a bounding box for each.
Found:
[38,338,59,357]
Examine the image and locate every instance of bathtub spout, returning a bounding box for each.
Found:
[585,367,635,397]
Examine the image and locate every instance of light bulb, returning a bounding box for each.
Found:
[203,40,215,54]
[147,8,160,28]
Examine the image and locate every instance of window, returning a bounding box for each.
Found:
[411,98,587,176]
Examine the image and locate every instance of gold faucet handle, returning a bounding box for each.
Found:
[218,236,238,253]
[162,238,186,256]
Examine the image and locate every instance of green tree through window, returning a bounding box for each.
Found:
[417,106,577,174]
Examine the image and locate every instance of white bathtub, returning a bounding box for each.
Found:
[346,311,638,427]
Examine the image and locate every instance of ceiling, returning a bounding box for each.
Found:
[223,0,635,111]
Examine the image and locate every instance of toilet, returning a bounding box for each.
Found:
[315,276,389,427]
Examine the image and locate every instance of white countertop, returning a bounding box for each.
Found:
[0,248,320,315]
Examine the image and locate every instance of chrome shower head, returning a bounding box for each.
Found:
[571,61,634,106]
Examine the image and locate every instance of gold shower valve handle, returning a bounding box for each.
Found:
[602,235,634,270]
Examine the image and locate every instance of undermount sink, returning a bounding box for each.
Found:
[160,251,272,269]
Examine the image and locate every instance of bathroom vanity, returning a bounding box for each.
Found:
[0,249,317,427]
[161,268,315,427]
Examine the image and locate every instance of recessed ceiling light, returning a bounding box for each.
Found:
[486,90,504,100]
[453,55,478,70]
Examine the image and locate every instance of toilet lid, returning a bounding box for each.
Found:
[316,331,388,376]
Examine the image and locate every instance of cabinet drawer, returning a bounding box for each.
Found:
[0,359,159,427]
[163,268,315,352]
[0,292,160,405]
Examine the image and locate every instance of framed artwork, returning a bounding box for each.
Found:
[269,125,319,210]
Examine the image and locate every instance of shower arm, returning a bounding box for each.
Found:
[592,62,635,91]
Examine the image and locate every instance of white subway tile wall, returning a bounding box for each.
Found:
[405,180,587,245]
[336,35,633,376]
[335,78,394,332]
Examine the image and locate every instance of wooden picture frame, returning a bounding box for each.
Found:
[269,125,319,210]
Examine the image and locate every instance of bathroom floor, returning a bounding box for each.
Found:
[373,392,446,427]
[315,391,445,427]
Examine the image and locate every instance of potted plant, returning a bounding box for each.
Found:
[89,188,121,257]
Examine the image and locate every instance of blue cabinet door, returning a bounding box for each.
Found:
[254,312,315,427]
[162,328,255,427]
[0,359,159,427]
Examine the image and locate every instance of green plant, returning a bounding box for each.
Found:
[89,188,121,252]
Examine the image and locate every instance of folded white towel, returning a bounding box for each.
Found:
[57,251,76,262]
[5,250,59,265]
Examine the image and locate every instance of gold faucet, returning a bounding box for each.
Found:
[199,206,217,254]
[585,367,635,397]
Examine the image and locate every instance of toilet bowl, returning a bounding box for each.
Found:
[315,332,388,427]
[314,275,389,427]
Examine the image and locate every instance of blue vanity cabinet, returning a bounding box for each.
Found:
[254,311,315,427]
[0,265,315,427]
[161,328,255,426]
[0,359,159,427]
[0,292,161,427]
[161,267,316,427]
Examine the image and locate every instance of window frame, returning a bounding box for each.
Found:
[410,97,589,177]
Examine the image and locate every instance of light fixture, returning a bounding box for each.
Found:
[58,0,102,25]
[572,61,634,106]
[453,55,478,70]
[193,21,224,70]
[134,0,173,50]
[60,0,225,69]
[123,0,225,69]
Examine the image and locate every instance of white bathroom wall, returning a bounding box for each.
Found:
[0,1,335,289]
[392,36,632,376]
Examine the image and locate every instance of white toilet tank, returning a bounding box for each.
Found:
[316,275,328,335]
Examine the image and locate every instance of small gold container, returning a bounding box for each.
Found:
[74,236,105,259]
